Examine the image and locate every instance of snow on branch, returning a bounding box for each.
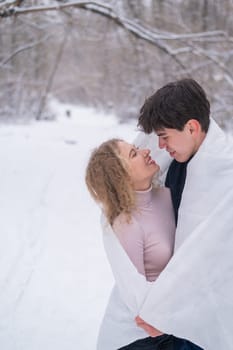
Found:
[1,0,231,72]
[0,0,23,16]
[1,0,232,75]
[0,1,230,44]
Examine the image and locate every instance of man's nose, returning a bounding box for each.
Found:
[158,138,166,149]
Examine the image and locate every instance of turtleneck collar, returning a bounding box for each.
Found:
[135,185,153,207]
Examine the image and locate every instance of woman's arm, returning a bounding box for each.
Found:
[103,218,162,335]
[113,214,146,278]
[102,214,152,315]
[135,316,163,336]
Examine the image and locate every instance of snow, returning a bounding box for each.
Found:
[0,101,139,350]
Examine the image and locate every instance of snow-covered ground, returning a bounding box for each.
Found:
[0,101,139,350]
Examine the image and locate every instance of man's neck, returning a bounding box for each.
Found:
[194,131,206,154]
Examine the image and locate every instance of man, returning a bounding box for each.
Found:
[138,78,209,225]
[133,78,233,348]
[97,79,233,350]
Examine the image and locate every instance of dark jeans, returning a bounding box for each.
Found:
[118,334,204,350]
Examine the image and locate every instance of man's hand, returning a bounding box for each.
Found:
[135,316,163,337]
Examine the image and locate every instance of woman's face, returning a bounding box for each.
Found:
[117,141,160,191]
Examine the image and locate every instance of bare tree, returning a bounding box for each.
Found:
[0,0,232,128]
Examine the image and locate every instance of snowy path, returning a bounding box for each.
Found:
[0,108,138,350]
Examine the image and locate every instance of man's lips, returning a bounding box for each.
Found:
[168,150,176,157]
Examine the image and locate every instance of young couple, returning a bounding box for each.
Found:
[86,79,233,350]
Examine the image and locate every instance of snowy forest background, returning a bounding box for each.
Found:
[1,1,233,350]
[0,0,233,129]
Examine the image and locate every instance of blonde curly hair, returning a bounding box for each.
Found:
[85,138,136,225]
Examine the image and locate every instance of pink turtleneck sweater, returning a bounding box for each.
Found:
[112,187,176,282]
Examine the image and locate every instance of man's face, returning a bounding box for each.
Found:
[156,123,198,162]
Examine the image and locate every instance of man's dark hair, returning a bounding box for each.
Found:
[138,78,210,133]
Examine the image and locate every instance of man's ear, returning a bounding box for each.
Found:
[186,119,201,135]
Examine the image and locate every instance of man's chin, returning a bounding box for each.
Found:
[172,153,188,162]
[174,156,189,163]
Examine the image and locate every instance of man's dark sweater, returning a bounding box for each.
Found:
[165,158,191,225]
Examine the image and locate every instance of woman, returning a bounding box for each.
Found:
[85,138,203,350]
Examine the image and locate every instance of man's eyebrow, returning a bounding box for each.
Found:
[156,131,167,136]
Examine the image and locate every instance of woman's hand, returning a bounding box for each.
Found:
[135,316,163,337]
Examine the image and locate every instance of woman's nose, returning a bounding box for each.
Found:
[142,148,150,157]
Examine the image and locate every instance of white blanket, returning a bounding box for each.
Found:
[97,118,233,350]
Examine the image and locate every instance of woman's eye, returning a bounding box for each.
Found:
[130,146,139,158]
[132,151,137,157]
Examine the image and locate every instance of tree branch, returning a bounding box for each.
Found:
[1,1,232,81]
[0,34,52,69]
